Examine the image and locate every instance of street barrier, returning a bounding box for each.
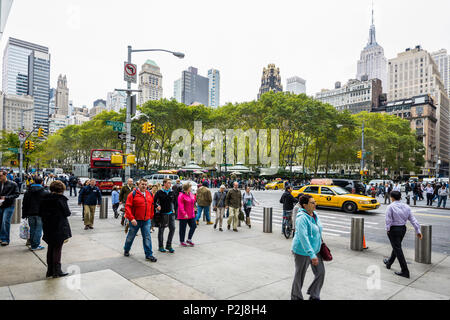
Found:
[415,224,432,264]
[12,198,22,224]
[100,197,108,219]
[263,207,272,233]
[350,217,364,251]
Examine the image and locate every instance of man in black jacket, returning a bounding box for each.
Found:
[78,179,102,230]
[68,173,78,197]
[0,170,20,246]
[280,186,298,235]
[172,179,183,215]
[154,178,176,253]
[22,176,49,250]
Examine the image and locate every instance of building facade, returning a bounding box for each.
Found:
[374,95,438,176]
[286,76,306,94]
[138,59,163,105]
[173,78,182,102]
[177,67,209,106]
[208,68,220,108]
[387,46,450,174]
[48,88,56,116]
[258,64,283,99]
[68,113,89,126]
[55,74,69,116]
[431,49,450,99]
[107,91,127,113]
[315,78,382,114]
[356,7,387,90]
[0,0,13,40]
[2,37,51,132]
[2,93,34,132]
[48,113,68,135]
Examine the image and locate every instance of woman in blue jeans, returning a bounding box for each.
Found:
[0,170,20,246]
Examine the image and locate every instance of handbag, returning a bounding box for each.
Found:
[19,219,30,240]
[238,208,245,221]
[320,238,332,261]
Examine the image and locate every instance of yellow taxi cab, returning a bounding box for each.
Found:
[291,179,380,213]
[265,180,286,190]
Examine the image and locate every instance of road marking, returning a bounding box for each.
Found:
[322,232,341,237]
[322,228,350,234]
[413,213,450,219]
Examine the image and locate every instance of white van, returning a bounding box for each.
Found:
[144,174,197,194]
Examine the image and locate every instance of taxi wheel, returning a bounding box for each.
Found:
[343,201,357,213]
[275,187,278,190]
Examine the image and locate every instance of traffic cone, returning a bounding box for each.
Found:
[363,235,368,249]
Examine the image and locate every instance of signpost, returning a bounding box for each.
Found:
[8,148,18,153]
[106,121,126,132]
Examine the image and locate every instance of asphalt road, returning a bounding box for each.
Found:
[63,189,449,255]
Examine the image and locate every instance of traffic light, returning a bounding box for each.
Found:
[142,122,150,134]
[37,128,45,137]
[357,150,362,159]
[29,141,35,150]
[24,140,30,150]
[149,124,155,134]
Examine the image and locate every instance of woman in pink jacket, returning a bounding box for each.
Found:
[178,183,197,247]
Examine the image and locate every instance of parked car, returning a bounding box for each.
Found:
[329,179,366,195]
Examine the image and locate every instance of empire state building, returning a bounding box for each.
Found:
[356,7,387,92]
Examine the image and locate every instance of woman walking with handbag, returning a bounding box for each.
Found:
[291,194,326,300]
[242,186,259,228]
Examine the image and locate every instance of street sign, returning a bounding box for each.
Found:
[18,130,27,141]
[124,62,137,84]
[118,132,136,142]
[8,148,18,153]
[106,120,125,132]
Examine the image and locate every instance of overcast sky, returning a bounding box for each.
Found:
[2,0,450,108]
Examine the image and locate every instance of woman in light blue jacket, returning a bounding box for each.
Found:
[111,186,120,219]
[291,194,325,300]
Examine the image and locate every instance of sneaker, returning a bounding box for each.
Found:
[180,242,188,247]
[124,251,130,257]
[214,224,217,229]
[219,228,223,232]
[158,247,167,253]
[233,229,238,232]
[1,242,9,246]
[166,247,175,253]
[206,222,214,225]
[186,240,195,247]
[227,224,230,230]
[196,220,199,225]
[84,226,89,230]
[30,246,45,251]
[146,256,157,262]
[89,226,94,229]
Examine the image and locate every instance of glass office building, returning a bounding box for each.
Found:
[2,37,51,132]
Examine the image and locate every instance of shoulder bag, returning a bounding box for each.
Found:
[320,238,332,261]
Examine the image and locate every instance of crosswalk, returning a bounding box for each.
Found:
[244,206,384,237]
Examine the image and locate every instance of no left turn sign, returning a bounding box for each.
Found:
[124,62,137,83]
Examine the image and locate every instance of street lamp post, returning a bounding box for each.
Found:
[122,46,184,180]
[361,120,365,182]
[18,108,34,187]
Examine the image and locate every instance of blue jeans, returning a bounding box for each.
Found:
[28,216,43,249]
[0,206,15,244]
[196,206,210,222]
[124,219,153,258]
[438,196,447,208]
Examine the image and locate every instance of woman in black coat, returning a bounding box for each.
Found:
[39,180,72,278]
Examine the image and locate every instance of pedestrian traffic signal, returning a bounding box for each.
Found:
[37,128,45,137]
[357,151,362,159]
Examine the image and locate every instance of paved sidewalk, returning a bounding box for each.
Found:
[0,214,448,300]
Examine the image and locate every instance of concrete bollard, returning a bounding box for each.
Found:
[12,198,22,224]
[263,207,272,233]
[415,225,432,264]
[100,197,108,219]
[350,217,364,251]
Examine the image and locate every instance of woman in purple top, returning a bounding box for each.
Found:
[383,191,422,279]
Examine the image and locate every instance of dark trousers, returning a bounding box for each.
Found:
[387,226,409,275]
[179,218,197,243]
[158,213,176,248]
[426,193,433,206]
[244,207,252,218]
[291,253,325,300]
[46,241,64,274]
[69,185,77,197]
[112,203,120,217]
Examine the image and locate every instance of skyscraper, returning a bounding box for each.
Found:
[138,59,163,105]
[286,76,306,94]
[208,68,220,108]
[356,5,387,91]
[2,37,51,132]
[258,64,283,99]
[176,67,209,106]
[173,78,182,102]
[0,0,13,40]
[388,45,450,174]
[106,91,126,113]
[56,74,69,116]
[48,88,56,116]
[431,49,450,99]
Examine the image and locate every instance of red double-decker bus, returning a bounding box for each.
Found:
[90,149,124,193]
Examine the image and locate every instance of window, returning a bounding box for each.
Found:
[304,186,319,194]
[321,187,335,195]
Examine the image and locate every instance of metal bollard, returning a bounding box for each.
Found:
[413,195,417,205]
[415,225,432,264]
[263,207,272,233]
[406,195,410,205]
[100,197,108,219]
[350,217,364,251]
[11,198,22,224]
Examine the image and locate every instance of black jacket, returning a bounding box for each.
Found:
[280,190,298,211]
[78,185,102,205]
[39,193,72,244]
[68,176,78,186]
[0,180,20,209]
[22,185,49,218]
[153,189,176,214]
[172,183,183,201]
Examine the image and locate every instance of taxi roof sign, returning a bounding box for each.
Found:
[310,179,333,185]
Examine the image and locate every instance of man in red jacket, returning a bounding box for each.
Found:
[123,179,157,262]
